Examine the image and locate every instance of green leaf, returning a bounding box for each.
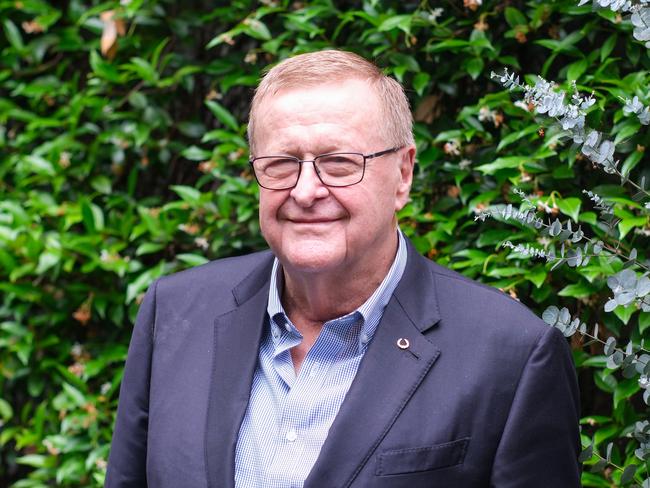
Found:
[613,305,636,325]
[126,262,165,304]
[181,145,211,161]
[497,125,539,152]
[556,197,581,221]
[504,7,528,27]
[465,58,484,80]
[525,267,547,288]
[413,72,430,96]
[476,156,528,173]
[558,282,597,298]
[566,58,588,81]
[618,216,647,239]
[177,253,209,267]
[170,185,201,205]
[640,312,650,335]
[135,242,165,256]
[600,34,617,62]
[89,50,123,83]
[0,398,13,421]
[90,176,112,194]
[593,422,618,445]
[614,377,640,409]
[3,19,24,51]
[242,18,272,40]
[424,39,470,53]
[16,454,53,468]
[81,201,104,233]
[56,457,85,485]
[535,31,584,55]
[62,383,86,407]
[378,15,412,33]
[205,100,239,132]
[125,57,159,84]
[36,251,59,274]
[621,150,643,177]
[21,155,55,176]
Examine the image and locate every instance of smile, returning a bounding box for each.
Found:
[289,219,339,224]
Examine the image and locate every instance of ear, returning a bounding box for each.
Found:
[394,145,416,212]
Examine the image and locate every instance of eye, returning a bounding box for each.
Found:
[257,158,298,177]
[317,154,363,176]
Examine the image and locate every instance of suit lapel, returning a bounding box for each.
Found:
[305,245,442,488]
[205,256,273,488]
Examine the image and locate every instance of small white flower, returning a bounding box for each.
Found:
[514,100,530,111]
[459,158,472,169]
[71,343,83,358]
[478,106,495,122]
[427,8,444,22]
[195,237,209,250]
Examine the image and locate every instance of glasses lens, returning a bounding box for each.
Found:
[315,153,364,186]
[253,157,300,189]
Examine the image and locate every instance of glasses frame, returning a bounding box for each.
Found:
[249,146,402,190]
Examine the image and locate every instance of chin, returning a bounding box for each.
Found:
[278,239,346,274]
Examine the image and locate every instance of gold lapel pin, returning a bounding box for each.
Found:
[396,338,410,349]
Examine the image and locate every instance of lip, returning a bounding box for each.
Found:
[289,219,339,224]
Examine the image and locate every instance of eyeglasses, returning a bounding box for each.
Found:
[249,147,402,190]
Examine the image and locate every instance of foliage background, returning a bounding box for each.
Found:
[1,0,648,486]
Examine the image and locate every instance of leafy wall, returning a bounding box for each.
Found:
[1,0,649,486]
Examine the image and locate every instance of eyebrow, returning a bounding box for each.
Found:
[262,144,353,156]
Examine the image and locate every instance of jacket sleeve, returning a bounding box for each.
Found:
[490,326,581,487]
[105,280,158,487]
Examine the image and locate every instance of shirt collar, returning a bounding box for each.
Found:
[267,230,408,353]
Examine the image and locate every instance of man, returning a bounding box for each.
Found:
[106,50,581,487]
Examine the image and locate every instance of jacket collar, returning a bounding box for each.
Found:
[205,253,274,488]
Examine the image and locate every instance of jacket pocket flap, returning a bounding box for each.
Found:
[376,437,470,476]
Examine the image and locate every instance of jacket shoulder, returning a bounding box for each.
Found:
[150,249,274,313]
[422,254,551,341]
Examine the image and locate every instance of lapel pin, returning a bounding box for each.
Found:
[396,338,410,349]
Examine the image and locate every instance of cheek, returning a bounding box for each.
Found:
[258,195,277,231]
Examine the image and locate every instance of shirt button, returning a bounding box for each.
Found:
[285,323,291,332]
[286,428,297,442]
[360,332,369,344]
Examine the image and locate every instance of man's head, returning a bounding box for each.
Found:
[249,50,416,279]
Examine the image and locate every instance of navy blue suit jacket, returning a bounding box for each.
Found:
[106,239,581,487]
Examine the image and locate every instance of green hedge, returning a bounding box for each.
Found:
[1,0,648,485]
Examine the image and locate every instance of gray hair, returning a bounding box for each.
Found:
[247,50,414,154]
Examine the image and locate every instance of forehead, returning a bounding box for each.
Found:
[254,79,383,153]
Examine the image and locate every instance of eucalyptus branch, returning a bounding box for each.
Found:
[577,0,650,47]
[579,442,643,485]
[491,70,650,200]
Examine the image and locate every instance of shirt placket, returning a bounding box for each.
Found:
[268,317,354,486]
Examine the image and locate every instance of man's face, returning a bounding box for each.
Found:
[253,79,414,277]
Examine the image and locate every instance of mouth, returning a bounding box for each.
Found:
[289,218,339,224]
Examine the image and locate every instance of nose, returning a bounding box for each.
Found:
[289,160,329,207]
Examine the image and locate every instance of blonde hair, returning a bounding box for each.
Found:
[247,50,414,154]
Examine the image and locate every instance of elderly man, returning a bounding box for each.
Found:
[106,50,580,487]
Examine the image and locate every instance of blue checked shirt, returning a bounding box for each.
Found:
[234,231,407,488]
